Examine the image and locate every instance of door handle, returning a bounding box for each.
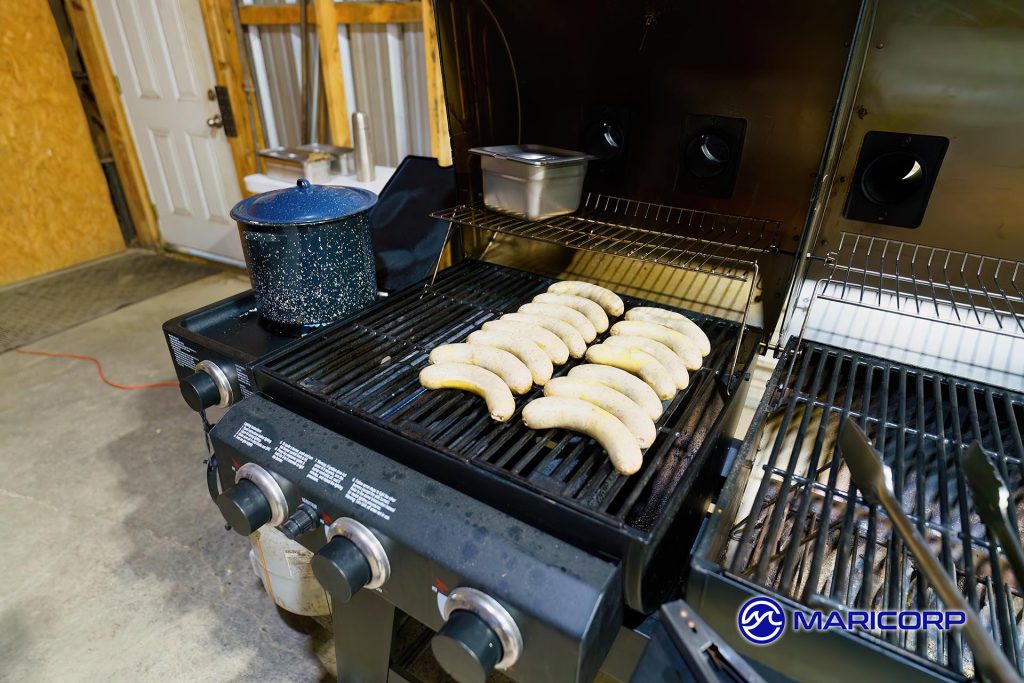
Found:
[207,114,224,129]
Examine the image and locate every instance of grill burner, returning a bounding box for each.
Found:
[257,259,760,610]
[726,340,1024,676]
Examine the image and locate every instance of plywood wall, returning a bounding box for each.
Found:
[0,0,125,287]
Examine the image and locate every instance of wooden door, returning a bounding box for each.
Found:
[94,0,244,264]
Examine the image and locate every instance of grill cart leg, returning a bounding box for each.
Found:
[333,590,396,683]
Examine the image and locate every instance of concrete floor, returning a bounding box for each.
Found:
[0,272,333,682]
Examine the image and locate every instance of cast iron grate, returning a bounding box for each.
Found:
[727,339,1024,676]
[261,259,758,532]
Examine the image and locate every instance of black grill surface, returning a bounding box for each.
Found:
[256,260,759,584]
[725,339,1024,677]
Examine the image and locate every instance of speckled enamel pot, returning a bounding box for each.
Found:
[230,179,378,333]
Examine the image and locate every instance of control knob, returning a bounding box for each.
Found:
[216,463,288,535]
[216,479,271,535]
[431,587,522,683]
[311,518,390,602]
[180,360,233,412]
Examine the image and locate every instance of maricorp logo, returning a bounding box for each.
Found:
[738,597,785,645]
[736,596,968,646]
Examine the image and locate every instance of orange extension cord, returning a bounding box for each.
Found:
[14,348,179,391]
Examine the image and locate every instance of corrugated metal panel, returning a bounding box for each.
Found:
[402,23,428,155]
[241,0,430,165]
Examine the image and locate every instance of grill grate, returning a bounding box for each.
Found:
[727,340,1024,676]
[261,259,758,532]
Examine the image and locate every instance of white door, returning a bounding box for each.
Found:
[95,0,244,264]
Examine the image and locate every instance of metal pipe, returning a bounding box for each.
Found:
[299,0,309,144]
[777,0,877,343]
[229,0,266,167]
[352,111,375,182]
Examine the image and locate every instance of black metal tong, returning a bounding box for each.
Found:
[840,419,1021,683]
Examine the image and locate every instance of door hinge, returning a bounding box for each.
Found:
[113,74,122,95]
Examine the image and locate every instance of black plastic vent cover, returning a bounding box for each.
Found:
[843,130,949,229]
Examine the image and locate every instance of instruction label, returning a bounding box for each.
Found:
[307,459,347,491]
[272,440,313,470]
[284,548,314,578]
[168,335,198,370]
[345,479,397,520]
[234,364,253,398]
[234,422,272,451]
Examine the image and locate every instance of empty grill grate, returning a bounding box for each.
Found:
[727,340,1024,676]
[260,259,759,533]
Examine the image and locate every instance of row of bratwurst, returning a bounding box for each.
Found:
[419,280,712,476]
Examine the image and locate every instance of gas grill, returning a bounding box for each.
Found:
[163,0,1024,681]
[256,258,760,612]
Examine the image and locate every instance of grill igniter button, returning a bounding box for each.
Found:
[432,587,522,683]
[311,518,390,602]
[278,502,320,540]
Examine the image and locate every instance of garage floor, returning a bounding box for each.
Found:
[0,260,333,682]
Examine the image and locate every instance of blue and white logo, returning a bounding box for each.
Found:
[738,597,786,645]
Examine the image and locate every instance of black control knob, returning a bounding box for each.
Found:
[311,536,372,602]
[431,610,504,683]
[216,479,272,535]
[180,370,220,412]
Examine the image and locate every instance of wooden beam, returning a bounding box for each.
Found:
[239,2,421,26]
[313,0,351,147]
[198,0,262,194]
[420,0,451,167]
[64,0,160,248]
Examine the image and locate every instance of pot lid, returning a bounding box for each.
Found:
[230,178,377,226]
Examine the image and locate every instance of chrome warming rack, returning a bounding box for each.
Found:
[782,231,1024,402]
[430,192,781,386]
[815,232,1024,338]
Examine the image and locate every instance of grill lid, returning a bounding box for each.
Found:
[230,178,377,227]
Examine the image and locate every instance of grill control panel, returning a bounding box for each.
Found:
[208,395,622,683]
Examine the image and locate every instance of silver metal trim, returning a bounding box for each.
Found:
[236,463,288,527]
[442,587,523,671]
[195,360,233,407]
[325,518,391,590]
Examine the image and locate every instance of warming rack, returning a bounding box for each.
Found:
[813,232,1024,339]
[780,232,1024,405]
[430,192,781,385]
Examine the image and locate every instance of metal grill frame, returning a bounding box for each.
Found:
[690,338,1024,680]
[254,259,761,611]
